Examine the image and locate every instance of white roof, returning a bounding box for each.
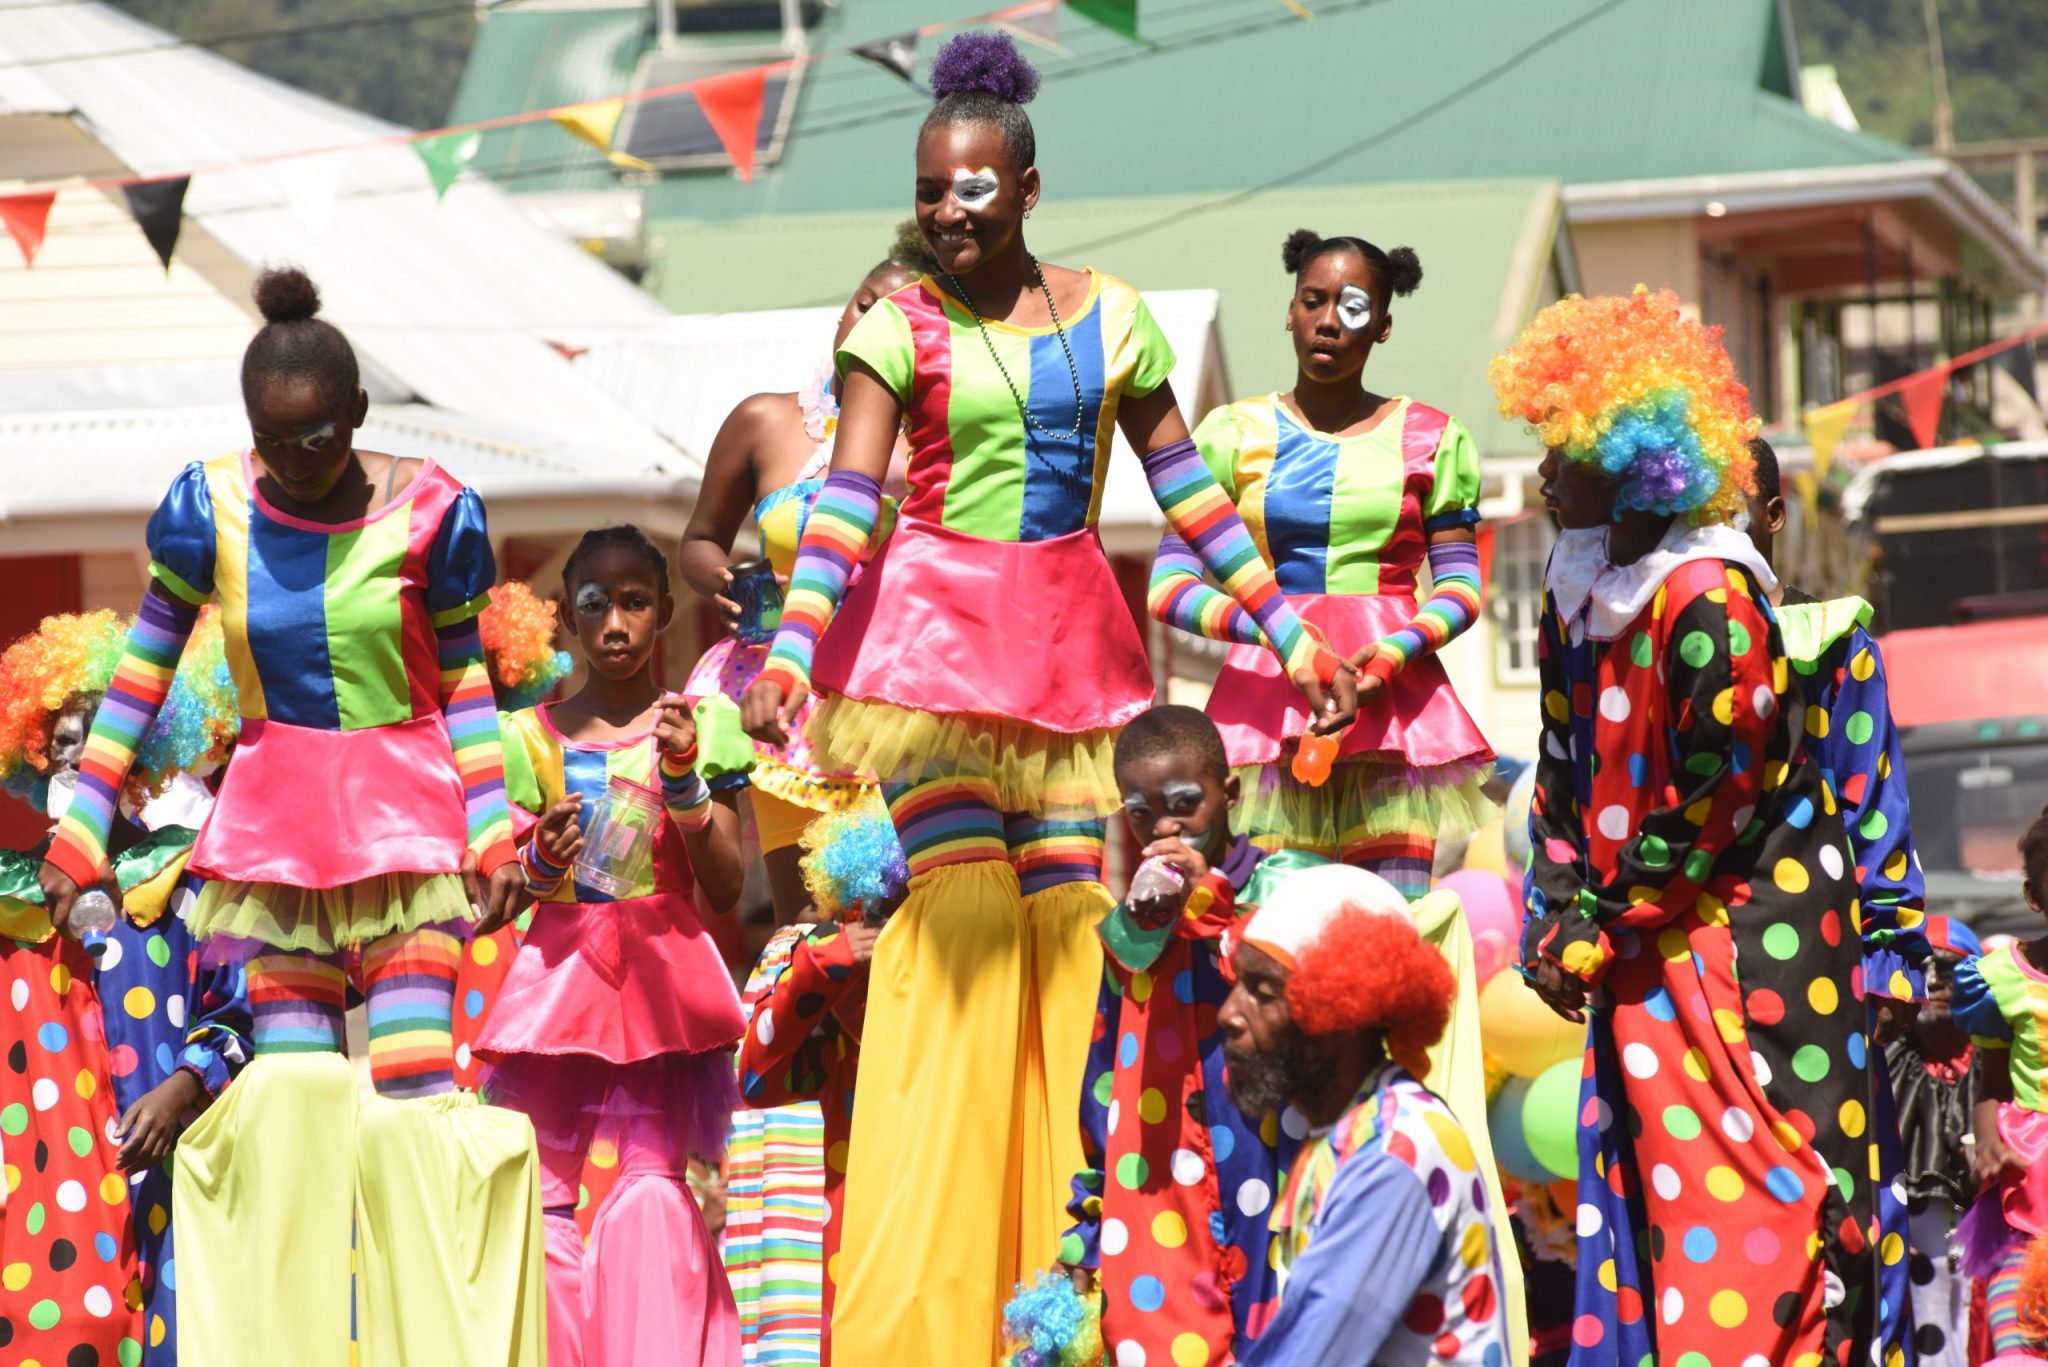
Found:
[574,288,1231,545]
[0,0,684,476]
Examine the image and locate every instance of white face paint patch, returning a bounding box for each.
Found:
[950,166,1000,212]
[1336,284,1373,332]
[573,583,611,620]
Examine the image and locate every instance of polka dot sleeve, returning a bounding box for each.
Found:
[1528,569,1780,988]
[1060,971,1119,1270]
[1521,595,1591,972]
[734,921,858,1109]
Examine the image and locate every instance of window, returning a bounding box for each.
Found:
[1489,513,1554,684]
[616,50,803,172]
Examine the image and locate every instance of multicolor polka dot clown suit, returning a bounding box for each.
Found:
[42,445,547,1367]
[1234,866,1512,1366]
[1495,289,1899,1366]
[0,609,250,1367]
[748,34,1348,1363]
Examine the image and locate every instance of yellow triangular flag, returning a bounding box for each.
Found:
[550,98,654,171]
[1803,400,1856,481]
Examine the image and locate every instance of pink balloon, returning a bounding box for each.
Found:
[1439,869,1522,984]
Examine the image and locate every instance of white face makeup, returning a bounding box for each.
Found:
[950,166,1000,213]
[573,583,612,621]
[1336,284,1374,333]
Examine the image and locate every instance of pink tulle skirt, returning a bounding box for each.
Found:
[191,715,468,886]
[1207,592,1494,770]
[473,891,745,1065]
[811,515,1155,734]
[1958,1103,2048,1279]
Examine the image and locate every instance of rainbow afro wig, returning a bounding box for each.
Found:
[1000,1270,1102,1367]
[0,610,126,794]
[1489,286,1759,524]
[799,796,910,919]
[480,581,573,710]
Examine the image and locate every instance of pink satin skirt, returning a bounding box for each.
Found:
[189,714,467,887]
[1207,592,1494,770]
[811,515,1155,735]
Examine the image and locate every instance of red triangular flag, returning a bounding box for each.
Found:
[1899,369,1945,450]
[1,191,56,268]
[695,66,767,183]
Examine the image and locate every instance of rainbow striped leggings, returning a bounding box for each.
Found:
[246,927,462,1099]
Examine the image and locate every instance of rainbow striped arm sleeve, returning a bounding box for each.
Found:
[760,469,883,698]
[1140,437,1329,680]
[435,601,516,877]
[47,584,200,889]
[659,745,714,835]
[1147,533,1266,646]
[1361,536,1482,683]
[518,834,569,896]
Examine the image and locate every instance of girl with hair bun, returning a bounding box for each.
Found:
[743,31,1353,1361]
[38,266,546,1365]
[1148,228,1494,902]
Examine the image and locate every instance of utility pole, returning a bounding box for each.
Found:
[1924,0,1955,152]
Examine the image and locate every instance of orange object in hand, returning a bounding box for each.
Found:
[1291,729,1341,787]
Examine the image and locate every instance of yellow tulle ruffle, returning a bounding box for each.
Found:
[749,755,877,815]
[189,873,474,956]
[808,696,1122,817]
[1233,757,1494,854]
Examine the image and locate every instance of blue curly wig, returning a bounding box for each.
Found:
[798,798,910,918]
[1001,1271,1101,1367]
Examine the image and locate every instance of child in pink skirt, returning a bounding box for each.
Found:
[474,525,748,1367]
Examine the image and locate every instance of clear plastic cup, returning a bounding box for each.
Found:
[71,888,118,960]
[1128,856,1186,904]
[571,775,664,899]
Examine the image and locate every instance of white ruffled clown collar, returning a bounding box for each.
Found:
[1546,519,1778,642]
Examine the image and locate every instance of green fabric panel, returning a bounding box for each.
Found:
[324,513,412,730]
[935,312,1032,540]
[835,295,916,401]
[1981,948,2046,1111]
[500,710,543,815]
[1424,417,1483,521]
[1323,414,1404,597]
[1117,291,1176,396]
[1774,596,1874,667]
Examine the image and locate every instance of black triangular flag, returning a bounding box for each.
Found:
[1993,336,2040,407]
[852,33,918,84]
[122,176,189,272]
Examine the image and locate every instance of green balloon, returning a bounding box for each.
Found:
[1521,1056,1582,1182]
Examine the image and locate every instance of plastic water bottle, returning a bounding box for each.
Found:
[571,775,663,899]
[726,558,785,645]
[1127,856,1185,905]
[71,889,118,960]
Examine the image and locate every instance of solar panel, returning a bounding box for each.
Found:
[617,50,801,170]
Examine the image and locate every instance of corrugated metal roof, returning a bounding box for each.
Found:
[572,289,1226,540]
[0,0,684,475]
[447,3,651,194]
[643,180,1570,456]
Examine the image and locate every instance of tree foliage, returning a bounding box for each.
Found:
[1789,0,2048,148]
[108,0,478,133]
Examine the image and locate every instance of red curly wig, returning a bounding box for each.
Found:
[1287,907,1454,1080]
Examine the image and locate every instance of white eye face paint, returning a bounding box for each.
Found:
[1336,284,1374,333]
[950,166,1000,213]
[574,583,612,620]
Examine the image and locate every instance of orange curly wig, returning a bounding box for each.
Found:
[1288,908,1454,1080]
[1489,286,1759,524]
[0,610,125,788]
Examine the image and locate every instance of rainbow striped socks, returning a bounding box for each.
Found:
[363,928,462,1098]
[248,952,349,1055]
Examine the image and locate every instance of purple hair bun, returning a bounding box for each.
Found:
[929,31,1040,104]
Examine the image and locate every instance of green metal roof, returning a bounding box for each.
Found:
[446,4,651,194]
[646,178,1569,454]
[454,0,1925,205]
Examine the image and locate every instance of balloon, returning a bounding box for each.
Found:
[1462,817,1507,875]
[1478,970,1586,1078]
[1438,869,1520,986]
[1503,765,1537,872]
[1522,1056,1582,1182]
[1487,1077,1549,1184]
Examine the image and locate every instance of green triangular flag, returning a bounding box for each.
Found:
[412,130,481,201]
[1066,0,1138,39]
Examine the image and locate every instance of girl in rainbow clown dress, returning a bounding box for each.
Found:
[37,267,545,1367]
[476,525,748,1367]
[0,609,247,1367]
[742,32,1355,1362]
[1499,289,1907,1366]
[1146,228,1494,901]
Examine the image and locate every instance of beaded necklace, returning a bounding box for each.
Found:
[941,257,1086,442]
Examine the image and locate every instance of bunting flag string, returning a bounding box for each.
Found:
[121,176,189,271]
[411,129,480,200]
[1802,399,1856,481]
[1898,370,1947,452]
[995,1,1068,54]
[0,191,55,268]
[852,32,920,84]
[1778,320,2048,458]
[694,66,771,183]
[549,99,653,171]
[1066,0,1141,39]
